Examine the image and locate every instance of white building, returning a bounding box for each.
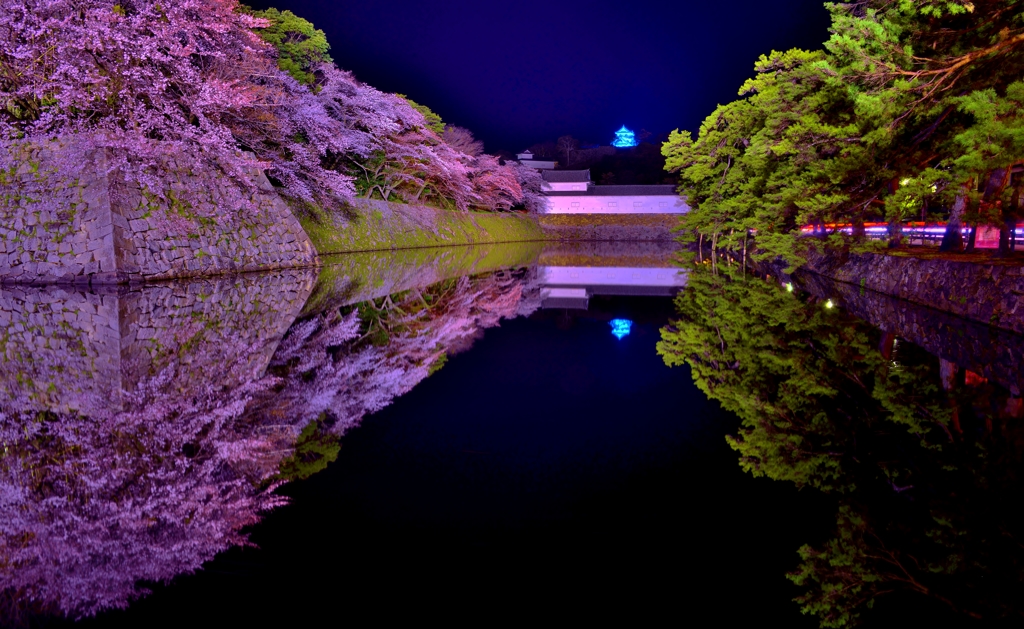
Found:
[516,150,557,170]
[541,169,591,192]
[540,169,688,214]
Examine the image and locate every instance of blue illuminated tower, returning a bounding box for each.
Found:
[611,126,637,148]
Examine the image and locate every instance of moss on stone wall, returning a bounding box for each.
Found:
[298,199,549,255]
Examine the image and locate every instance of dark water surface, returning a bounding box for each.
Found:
[2,242,1022,627]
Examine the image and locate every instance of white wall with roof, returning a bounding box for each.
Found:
[542,194,689,214]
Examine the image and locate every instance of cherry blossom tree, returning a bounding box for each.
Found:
[442,125,485,156]
[0,0,355,220]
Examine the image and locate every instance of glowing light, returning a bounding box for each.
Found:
[900,178,911,185]
[609,318,633,340]
[611,126,637,148]
[785,282,794,292]
[825,299,834,309]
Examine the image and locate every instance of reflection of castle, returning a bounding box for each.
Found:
[536,242,688,310]
[539,265,688,310]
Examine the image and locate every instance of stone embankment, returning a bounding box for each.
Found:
[800,248,1024,335]
[537,213,679,241]
[1,142,318,285]
[1,141,685,286]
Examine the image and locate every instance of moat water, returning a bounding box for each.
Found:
[2,241,1022,627]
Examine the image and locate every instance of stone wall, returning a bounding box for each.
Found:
[0,142,319,285]
[537,213,680,241]
[803,249,1024,335]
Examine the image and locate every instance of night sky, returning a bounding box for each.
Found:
[246,0,832,153]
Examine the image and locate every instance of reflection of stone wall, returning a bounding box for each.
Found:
[0,141,318,285]
[537,213,680,241]
[794,271,1024,395]
[0,287,123,415]
[0,270,317,417]
[803,249,1024,335]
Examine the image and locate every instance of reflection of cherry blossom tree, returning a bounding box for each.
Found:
[264,269,537,431]
[0,267,539,620]
[0,338,288,618]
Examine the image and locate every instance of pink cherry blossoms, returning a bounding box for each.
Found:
[0,0,538,223]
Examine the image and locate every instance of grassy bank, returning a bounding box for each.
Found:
[298,199,549,255]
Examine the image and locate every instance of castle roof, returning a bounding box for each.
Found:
[544,184,678,196]
[542,169,591,183]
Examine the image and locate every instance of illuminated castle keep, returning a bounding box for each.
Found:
[611,126,637,148]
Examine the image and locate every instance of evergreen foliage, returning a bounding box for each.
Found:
[399,96,446,134]
[242,6,332,86]
[664,1,1024,261]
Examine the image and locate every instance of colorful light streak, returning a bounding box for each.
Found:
[798,222,1024,239]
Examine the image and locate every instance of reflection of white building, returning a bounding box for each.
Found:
[539,266,688,309]
[516,150,558,170]
[540,169,688,214]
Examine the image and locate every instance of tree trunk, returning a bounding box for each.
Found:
[939,358,958,392]
[879,331,896,361]
[998,178,1023,257]
[887,178,902,248]
[852,217,865,240]
[939,189,968,252]
[977,168,1010,255]
[887,219,903,248]
[711,231,718,273]
[998,218,1014,256]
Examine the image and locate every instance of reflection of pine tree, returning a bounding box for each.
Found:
[658,260,1024,626]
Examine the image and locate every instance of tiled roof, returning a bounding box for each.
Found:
[542,169,591,183]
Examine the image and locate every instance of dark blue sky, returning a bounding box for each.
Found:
[248,0,832,152]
